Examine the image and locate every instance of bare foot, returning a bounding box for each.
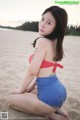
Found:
[55,107,69,120]
[49,112,68,120]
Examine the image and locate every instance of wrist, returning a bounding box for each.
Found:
[20,88,27,93]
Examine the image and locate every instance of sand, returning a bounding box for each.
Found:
[0,29,80,120]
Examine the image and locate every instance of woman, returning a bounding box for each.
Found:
[9,6,69,120]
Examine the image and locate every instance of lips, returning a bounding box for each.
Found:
[40,28,45,32]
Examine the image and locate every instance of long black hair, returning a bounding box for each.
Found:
[32,6,68,61]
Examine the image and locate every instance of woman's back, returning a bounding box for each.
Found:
[36,38,57,77]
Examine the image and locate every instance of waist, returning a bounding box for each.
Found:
[37,67,56,78]
[36,75,58,85]
[36,75,66,94]
[36,75,65,91]
[36,75,58,82]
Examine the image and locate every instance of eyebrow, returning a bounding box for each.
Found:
[42,16,53,23]
[48,19,53,23]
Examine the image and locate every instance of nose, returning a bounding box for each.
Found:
[40,21,45,28]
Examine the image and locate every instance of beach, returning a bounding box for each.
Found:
[0,29,80,120]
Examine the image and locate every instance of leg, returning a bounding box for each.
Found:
[9,93,68,120]
[9,92,55,116]
[56,106,69,119]
[9,87,69,120]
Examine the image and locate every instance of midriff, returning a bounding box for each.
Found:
[37,67,56,78]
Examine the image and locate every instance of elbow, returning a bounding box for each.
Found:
[27,68,37,76]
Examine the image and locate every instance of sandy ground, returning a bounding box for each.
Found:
[0,29,80,120]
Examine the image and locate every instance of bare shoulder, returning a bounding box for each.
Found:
[36,37,51,47]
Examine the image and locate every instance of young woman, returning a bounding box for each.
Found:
[9,6,69,120]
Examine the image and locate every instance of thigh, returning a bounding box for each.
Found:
[9,92,56,116]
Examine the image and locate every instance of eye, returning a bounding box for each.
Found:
[41,17,44,21]
[48,22,51,25]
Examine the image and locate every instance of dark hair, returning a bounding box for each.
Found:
[32,6,68,61]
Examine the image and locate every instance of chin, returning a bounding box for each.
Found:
[39,32,47,36]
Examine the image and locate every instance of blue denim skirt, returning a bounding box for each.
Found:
[36,75,67,107]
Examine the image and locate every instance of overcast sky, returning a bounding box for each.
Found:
[0,0,80,27]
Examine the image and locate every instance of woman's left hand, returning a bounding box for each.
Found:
[10,88,25,94]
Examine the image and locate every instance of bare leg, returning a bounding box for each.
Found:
[55,106,69,119]
[9,87,69,120]
[9,92,55,115]
[9,93,69,120]
[49,112,68,120]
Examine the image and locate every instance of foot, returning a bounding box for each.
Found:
[49,112,68,120]
[55,107,69,120]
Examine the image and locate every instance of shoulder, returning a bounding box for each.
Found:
[35,37,50,48]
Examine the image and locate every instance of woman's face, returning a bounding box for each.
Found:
[38,12,56,36]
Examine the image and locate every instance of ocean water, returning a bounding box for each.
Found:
[0,28,13,31]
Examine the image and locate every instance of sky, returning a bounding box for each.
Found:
[0,0,80,27]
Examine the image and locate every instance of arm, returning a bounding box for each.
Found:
[12,38,46,94]
[11,71,36,94]
[26,78,36,92]
[19,70,36,93]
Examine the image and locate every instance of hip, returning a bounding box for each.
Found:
[36,75,67,97]
[36,75,67,107]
